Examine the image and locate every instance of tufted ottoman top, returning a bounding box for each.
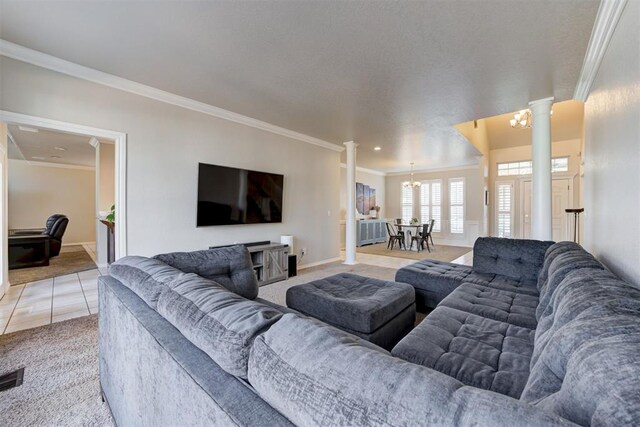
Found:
[286,273,415,334]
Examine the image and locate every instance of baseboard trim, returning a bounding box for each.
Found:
[63,241,96,246]
[298,256,342,270]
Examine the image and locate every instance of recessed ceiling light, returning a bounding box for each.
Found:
[50,155,62,159]
[374,147,382,151]
[32,156,45,160]
[53,147,66,151]
[18,126,39,133]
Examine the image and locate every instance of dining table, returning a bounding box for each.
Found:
[395,223,423,250]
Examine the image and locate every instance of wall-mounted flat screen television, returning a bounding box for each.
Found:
[197,163,284,226]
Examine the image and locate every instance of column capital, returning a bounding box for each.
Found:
[528,97,554,113]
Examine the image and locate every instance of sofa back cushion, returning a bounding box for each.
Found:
[521,302,640,426]
[473,238,554,283]
[153,245,259,300]
[109,256,282,378]
[536,241,584,290]
[109,256,183,309]
[248,314,571,427]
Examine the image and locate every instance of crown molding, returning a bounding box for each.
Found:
[9,158,95,171]
[573,0,628,102]
[386,163,479,176]
[0,39,343,153]
[339,163,387,176]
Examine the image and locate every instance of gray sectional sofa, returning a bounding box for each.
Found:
[99,241,640,426]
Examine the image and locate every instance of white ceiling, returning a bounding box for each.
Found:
[7,125,98,167]
[0,1,599,172]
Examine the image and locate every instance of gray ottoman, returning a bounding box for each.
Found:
[286,273,416,350]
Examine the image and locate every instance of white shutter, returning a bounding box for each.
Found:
[431,181,441,232]
[420,184,430,224]
[496,182,513,238]
[401,185,413,223]
[449,179,464,234]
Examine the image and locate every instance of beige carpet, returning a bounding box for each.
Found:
[0,315,113,427]
[9,245,97,286]
[357,242,470,262]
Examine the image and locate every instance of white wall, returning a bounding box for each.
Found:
[385,164,485,247]
[0,124,8,297]
[8,160,96,244]
[583,0,640,286]
[489,139,582,237]
[0,58,341,266]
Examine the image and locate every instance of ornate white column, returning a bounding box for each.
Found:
[344,141,357,265]
[529,97,554,240]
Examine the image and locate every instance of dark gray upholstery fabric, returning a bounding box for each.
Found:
[109,256,283,378]
[248,314,573,427]
[438,282,538,329]
[109,256,184,309]
[392,306,534,398]
[536,241,585,290]
[155,273,282,378]
[395,260,475,308]
[153,245,259,299]
[286,273,415,334]
[473,237,554,282]
[99,276,293,427]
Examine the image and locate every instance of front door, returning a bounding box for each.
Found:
[522,178,571,241]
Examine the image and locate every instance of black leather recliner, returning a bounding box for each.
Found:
[42,214,69,257]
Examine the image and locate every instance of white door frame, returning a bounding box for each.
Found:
[0,110,127,288]
[519,174,575,240]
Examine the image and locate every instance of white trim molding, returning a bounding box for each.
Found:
[0,39,343,153]
[574,0,628,101]
[0,110,128,260]
[10,159,95,171]
[339,163,387,176]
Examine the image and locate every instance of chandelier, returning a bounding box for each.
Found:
[510,109,553,129]
[402,163,421,188]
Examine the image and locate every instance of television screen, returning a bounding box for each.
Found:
[197,163,284,226]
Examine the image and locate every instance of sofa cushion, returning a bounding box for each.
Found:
[109,256,283,378]
[153,245,259,299]
[248,314,572,427]
[532,268,640,367]
[473,237,553,283]
[109,256,184,309]
[156,273,282,378]
[521,303,640,426]
[464,274,539,296]
[439,282,538,329]
[536,241,584,291]
[392,306,534,398]
[395,260,476,308]
[536,250,606,320]
[285,273,415,334]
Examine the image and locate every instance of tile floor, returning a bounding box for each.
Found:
[0,249,472,336]
[0,267,108,335]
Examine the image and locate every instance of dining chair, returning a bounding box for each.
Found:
[410,223,430,252]
[426,219,435,248]
[385,222,405,250]
[394,218,405,238]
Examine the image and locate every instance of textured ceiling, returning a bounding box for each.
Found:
[0,1,599,172]
[8,125,98,167]
[483,100,585,150]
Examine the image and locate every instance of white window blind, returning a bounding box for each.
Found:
[497,157,570,176]
[420,181,441,232]
[496,183,513,238]
[401,185,413,223]
[449,179,464,234]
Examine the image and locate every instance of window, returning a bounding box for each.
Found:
[449,179,464,234]
[401,185,413,224]
[420,180,441,232]
[496,183,513,238]
[551,157,569,172]
[497,157,570,176]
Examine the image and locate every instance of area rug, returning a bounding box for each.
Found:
[0,315,113,427]
[9,245,97,286]
[357,242,470,262]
